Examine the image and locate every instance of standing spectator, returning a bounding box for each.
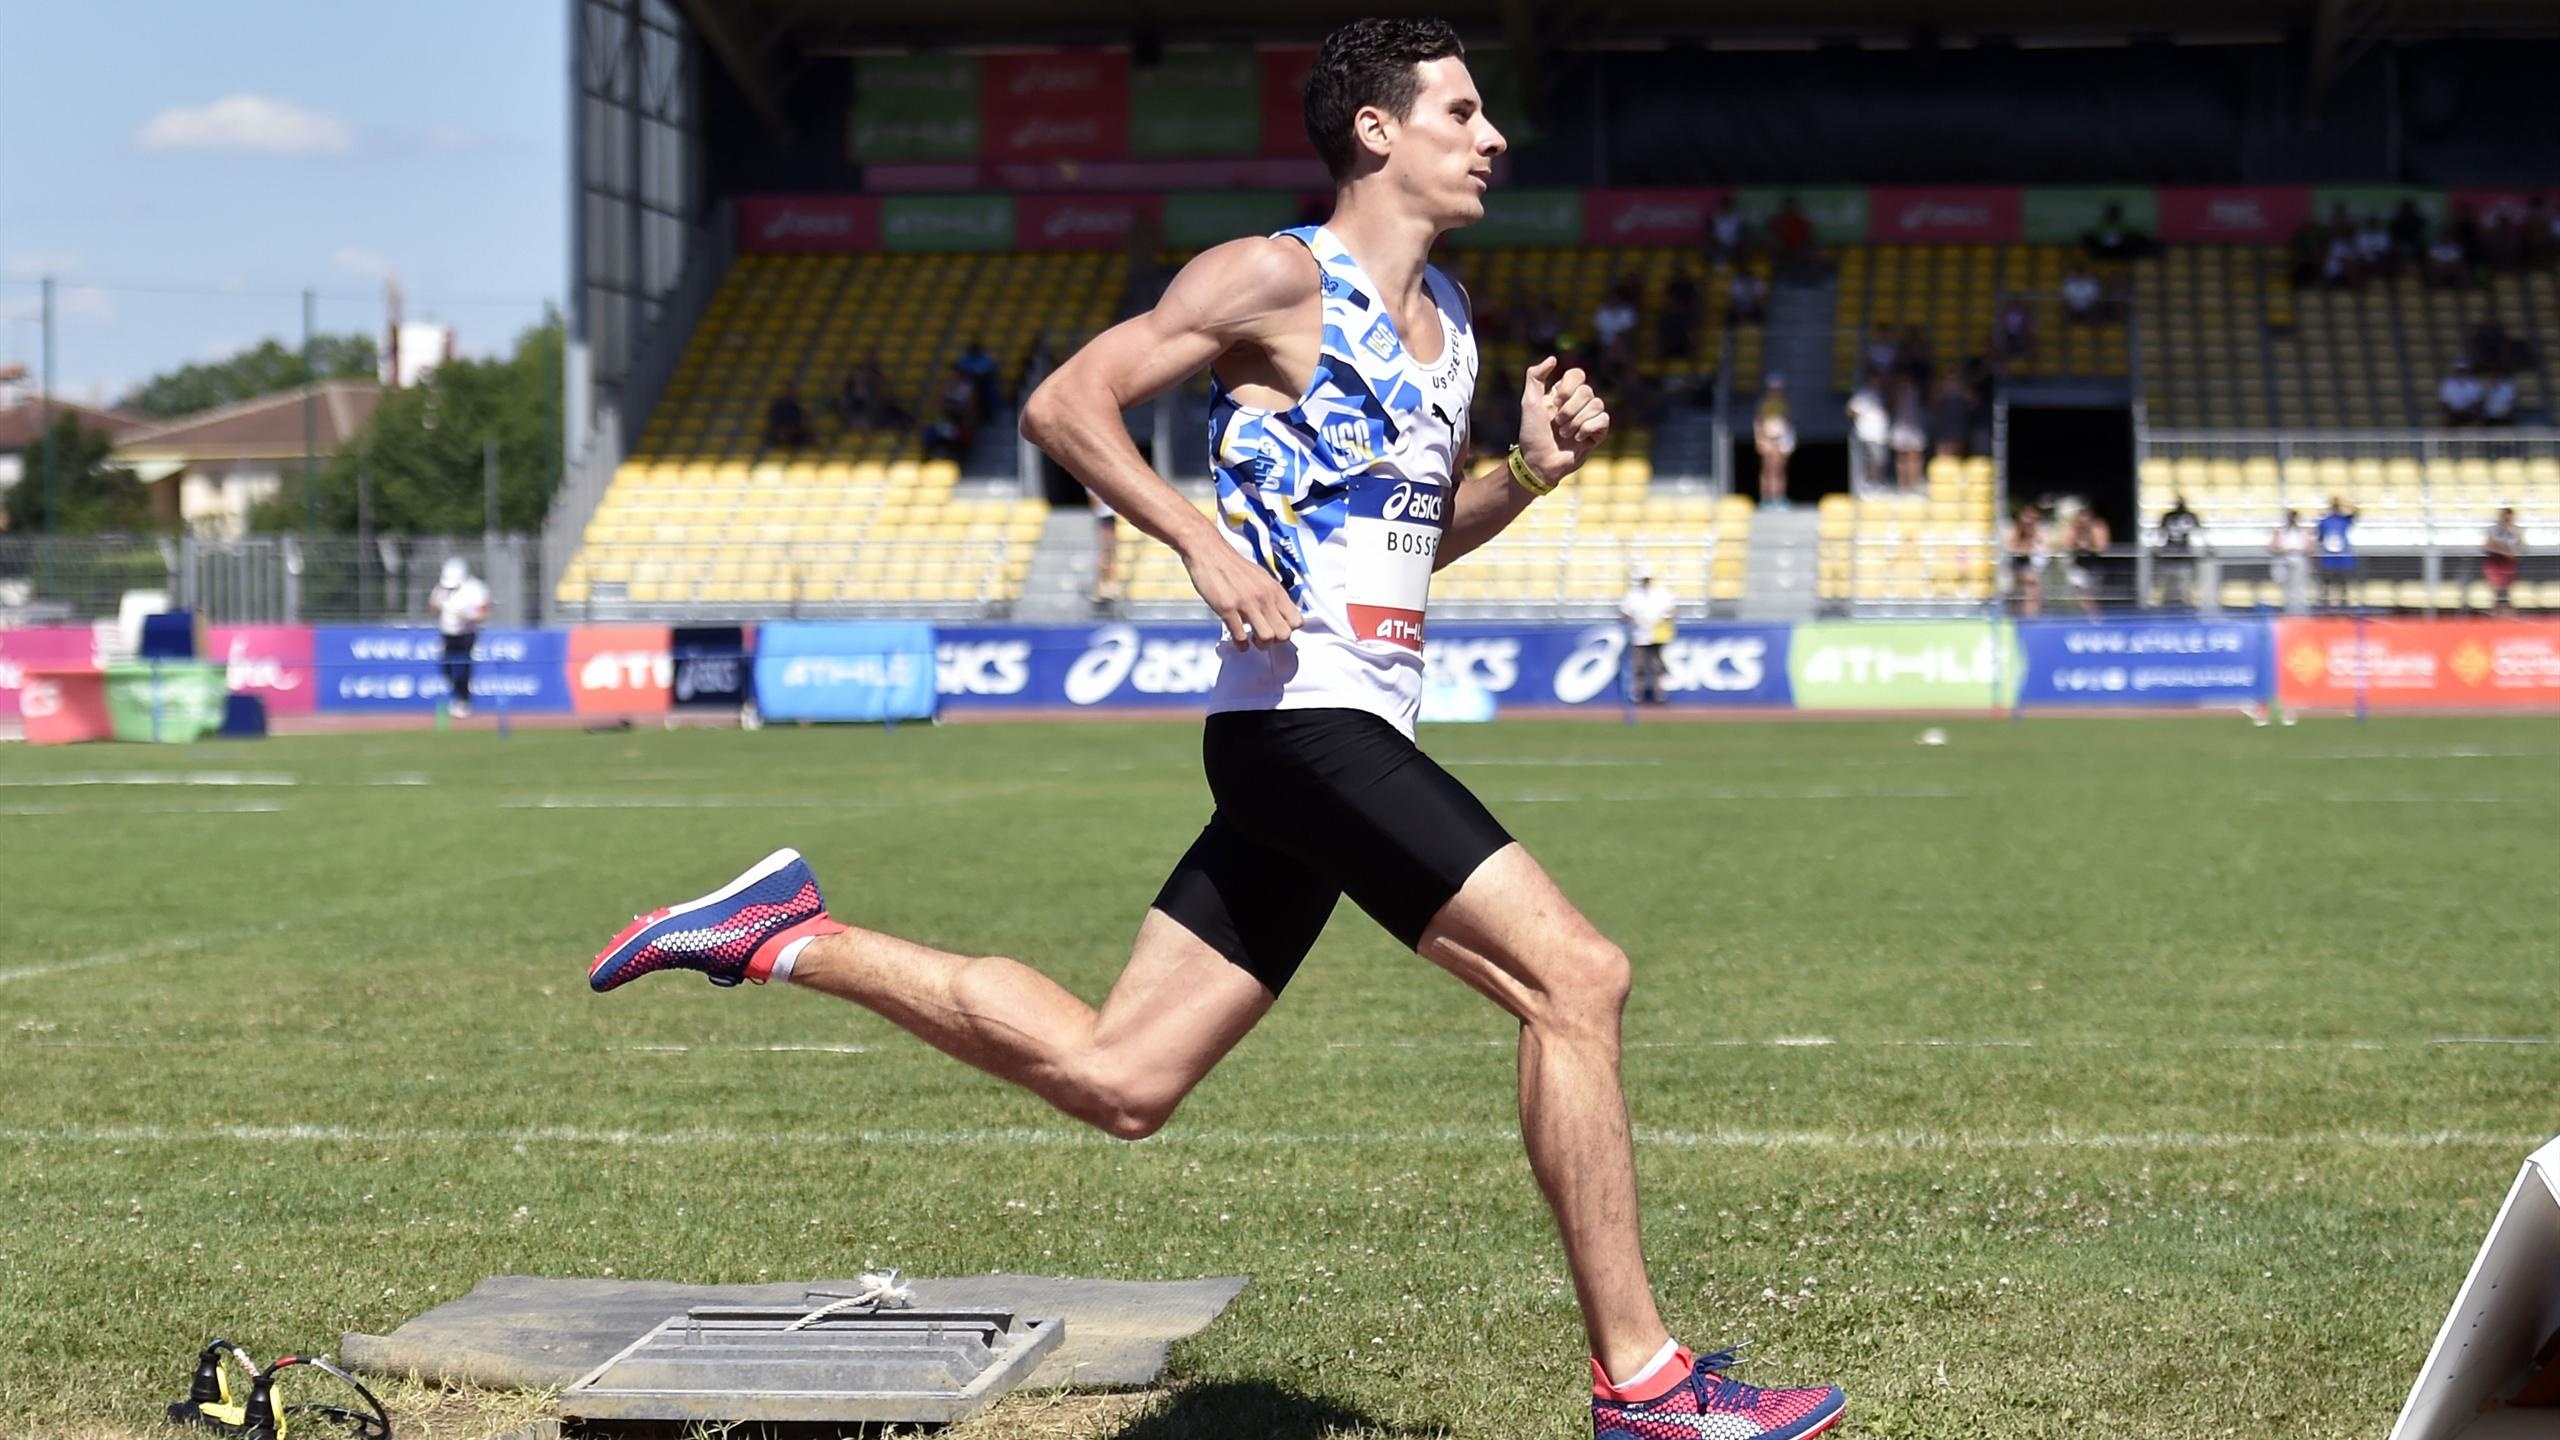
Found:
[920,365,978,461]
[764,382,814,450]
[2062,267,2104,323]
[1996,299,2035,360]
[2064,507,2111,618]
[1658,268,1701,359]
[1617,565,1677,706]
[1846,372,1892,494]
[1709,203,1748,262]
[2322,229,2363,288]
[2082,202,2152,260]
[2425,231,2470,288]
[1888,376,1929,492]
[1725,268,1766,325]
[835,354,908,431]
[2484,370,2518,426]
[2269,509,2312,615]
[1931,372,1972,460]
[2315,497,2359,610]
[1866,326,1900,380]
[2356,214,2394,276]
[2483,508,2525,614]
[2440,360,2486,425]
[1770,194,1814,276]
[428,557,490,721]
[1963,353,2000,455]
[1592,278,1640,350]
[1895,327,1937,395]
[2007,505,2049,618]
[956,339,1002,418]
[2155,493,2203,611]
[2388,200,2430,264]
[1753,377,1795,507]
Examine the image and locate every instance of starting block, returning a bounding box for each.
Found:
[2391,1135,2560,1439]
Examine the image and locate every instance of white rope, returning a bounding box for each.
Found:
[785,1269,914,1331]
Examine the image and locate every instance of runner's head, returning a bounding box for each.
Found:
[1304,18,1503,226]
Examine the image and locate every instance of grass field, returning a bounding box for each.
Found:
[3,713,2555,1439]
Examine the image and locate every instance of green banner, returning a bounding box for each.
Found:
[850,55,979,162]
[1787,621,2021,711]
[2312,186,2444,226]
[104,662,228,743]
[1164,192,1298,250]
[881,195,1014,252]
[1730,187,1868,246]
[1130,50,1261,157]
[1448,188,1582,248]
[2022,187,2160,244]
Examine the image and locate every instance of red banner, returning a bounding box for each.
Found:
[736,195,881,253]
[2276,619,2560,710]
[1867,187,2022,243]
[980,51,1128,162]
[0,626,101,719]
[568,625,673,715]
[1260,49,1320,160]
[1014,193,1166,251]
[1581,187,1731,247]
[207,625,316,716]
[2157,187,2313,244]
[2448,189,2542,227]
[866,158,1330,193]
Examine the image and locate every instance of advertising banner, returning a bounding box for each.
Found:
[737,195,882,254]
[104,662,228,744]
[1730,187,1870,247]
[1258,49,1320,159]
[2312,186,2443,227]
[1581,188,1730,248]
[850,55,979,163]
[1014,193,1165,251]
[1427,623,1794,708]
[880,195,1015,253]
[2448,189,2541,228]
[206,625,318,717]
[312,628,572,713]
[2276,619,2560,710]
[567,625,673,715]
[1164,191,1300,249]
[1129,50,1261,157]
[2157,187,2313,244]
[672,625,752,711]
[2016,620,2270,707]
[1788,621,2021,711]
[2022,187,2160,245]
[0,625,103,719]
[1447,189,1583,249]
[935,623,1226,712]
[980,51,1128,162]
[1868,186,2023,244]
[755,621,937,723]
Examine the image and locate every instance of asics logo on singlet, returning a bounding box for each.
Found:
[1382,483,1444,523]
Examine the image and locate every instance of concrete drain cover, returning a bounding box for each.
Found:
[562,1306,1064,1426]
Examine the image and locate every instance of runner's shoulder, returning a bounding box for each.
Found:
[1165,237,1320,328]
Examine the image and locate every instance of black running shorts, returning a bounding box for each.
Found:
[1150,708,1515,995]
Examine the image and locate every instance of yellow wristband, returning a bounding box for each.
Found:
[1505,445,1555,497]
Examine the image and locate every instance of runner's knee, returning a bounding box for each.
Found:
[1545,938,1631,1031]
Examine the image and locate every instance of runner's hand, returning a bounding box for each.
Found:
[1184,541,1303,649]
[1519,355,1609,488]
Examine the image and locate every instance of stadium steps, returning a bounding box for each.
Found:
[1017,507,1111,622]
[1735,507,1822,621]
[1651,405,1721,482]
[1766,278,1836,399]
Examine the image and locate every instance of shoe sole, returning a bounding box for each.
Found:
[590,847,805,987]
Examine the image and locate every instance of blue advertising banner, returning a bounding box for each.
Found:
[935,623,1227,711]
[2016,619,2272,706]
[312,627,571,713]
[1428,622,1795,708]
[754,621,938,722]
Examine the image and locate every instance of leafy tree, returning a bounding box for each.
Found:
[2,416,154,534]
[122,335,379,419]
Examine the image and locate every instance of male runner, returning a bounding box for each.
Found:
[589,19,1844,1438]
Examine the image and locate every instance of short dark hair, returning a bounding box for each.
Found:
[1303,18,1466,181]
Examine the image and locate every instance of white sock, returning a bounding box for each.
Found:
[767,935,818,984]
[1608,1337,1686,1391]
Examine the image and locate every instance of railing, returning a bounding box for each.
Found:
[563,538,1016,622]
[0,534,539,626]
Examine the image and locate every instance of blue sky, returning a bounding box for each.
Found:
[0,1,564,407]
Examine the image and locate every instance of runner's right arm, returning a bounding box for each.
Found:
[1020,239,1314,649]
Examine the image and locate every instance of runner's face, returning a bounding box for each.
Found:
[1382,58,1504,225]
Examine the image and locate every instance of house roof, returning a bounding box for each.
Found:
[112,381,382,464]
[0,398,151,453]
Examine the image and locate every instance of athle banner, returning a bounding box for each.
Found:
[2275,619,2560,710]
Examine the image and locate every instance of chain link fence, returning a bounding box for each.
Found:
[0,534,539,627]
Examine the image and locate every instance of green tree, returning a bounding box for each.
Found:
[3,416,156,534]
[121,335,380,419]
[254,315,562,535]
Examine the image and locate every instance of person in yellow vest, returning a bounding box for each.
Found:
[1617,564,1677,705]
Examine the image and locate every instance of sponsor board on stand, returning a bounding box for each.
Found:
[753,621,937,723]
[1868,187,2022,243]
[2016,620,2270,706]
[568,625,673,714]
[737,196,882,254]
[1787,621,2022,711]
[2277,618,2560,709]
[2157,186,2313,244]
[312,628,571,713]
[1581,188,1730,247]
[0,625,105,719]
[980,51,1129,162]
[1015,193,1165,251]
[205,626,318,716]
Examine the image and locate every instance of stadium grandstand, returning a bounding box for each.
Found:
[553,0,2560,631]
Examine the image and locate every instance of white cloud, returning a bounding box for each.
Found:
[333,246,396,280]
[5,254,82,281]
[136,95,353,155]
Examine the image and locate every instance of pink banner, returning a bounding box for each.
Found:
[206,625,317,716]
[736,195,882,253]
[2447,189,2544,227]
[0,626,102,719]
[1581,188,1731,247]
[1868,187,2022,243]
[1015,193,1166,251]
[1260,49,1320,160]
[980,51,1128,162]
[2157,187,2313,244]
[865,158,1330,193]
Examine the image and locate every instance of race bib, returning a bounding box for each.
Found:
[1342,477,1447,651]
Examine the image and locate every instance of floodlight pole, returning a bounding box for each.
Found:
[302,287,317,534]
[40,276,56,534]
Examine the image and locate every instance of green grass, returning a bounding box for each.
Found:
[3,715,2555,1438]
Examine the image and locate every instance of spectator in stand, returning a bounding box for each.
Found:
[2355,213,2394,277]
[2082,202,2154,260]
[2155,494,2203,611]
[1753,377,1795,508]
[1847,371,1892,494]
[2388,200,2430,265]
[1895,327,1936,394]
[2323,228,2363,289]
[1888,376,1929,493]
[1519,288,1562,357]
[1592,277,1640,350]
[764,381,814,450]
[1726,267,1766,325]
[2483,508,2525,614]
[2483,205,2527,271]
[2063,506,2111,618]
[2315,497,2360,611]
[919,365,977,461]
[834,355,908,432]
[1710,202,1749,263]
[1996,299,2035,361]
[1770,194,1815,276]
[2426,229,2471,288]
[2440,359,2486,425]
[2483,369,2518,427]
[956,339,1001,418]
[2062,266,2103,324]
[1932,371,1972,460]
[2007,504,2049,618]
[2268,509,2313,615]
[1658,268,1701,359]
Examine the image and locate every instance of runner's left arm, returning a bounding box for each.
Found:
[1436,355,1608,571]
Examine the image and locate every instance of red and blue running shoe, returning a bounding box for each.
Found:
[589,848,844,991]
[1592,1344,1844,1440]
